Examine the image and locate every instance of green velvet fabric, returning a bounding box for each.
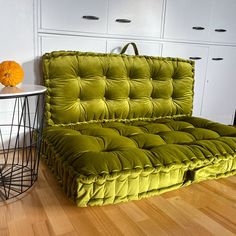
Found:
[41,117,236,207]
[41,51,236,207]
[43,51,194,126]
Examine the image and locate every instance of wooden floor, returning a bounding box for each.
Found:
[0,161,236,236]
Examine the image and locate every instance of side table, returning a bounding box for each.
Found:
[0,84,46,200]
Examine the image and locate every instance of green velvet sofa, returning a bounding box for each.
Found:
[41,49,236,207]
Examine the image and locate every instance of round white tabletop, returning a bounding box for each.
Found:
[0,84,47,98]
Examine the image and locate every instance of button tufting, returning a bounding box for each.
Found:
[42,52,236,208]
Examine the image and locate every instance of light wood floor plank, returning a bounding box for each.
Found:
[7,200,26,222]
[148,196,212,235]
[135,200,187,235]
[21,191,48,224]
[0,228,9,236]
[0,161,235,236]
[69,211,103,236]
[0,205,8,229]
[202,179,236,202]
[118,201,149,222]
[8,219,35,236]
[137,219,169,236]
[168,196,235,236]
[36,187,74,235]
[83,206,123,236]
[32,220,51,236]
[102,205,145,235]
[119,202,168,235]
[201,207,236,233]
[194,184,236,223]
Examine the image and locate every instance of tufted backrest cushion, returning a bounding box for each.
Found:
[42,51,194,126]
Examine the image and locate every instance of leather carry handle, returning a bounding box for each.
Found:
[120,42,139,55]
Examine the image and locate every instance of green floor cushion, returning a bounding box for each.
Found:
[41,117,236,207]
[41,50,236,207]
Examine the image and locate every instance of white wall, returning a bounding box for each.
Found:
[0,0,35,85]
[0,0,35,146]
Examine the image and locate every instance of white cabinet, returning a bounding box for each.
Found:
[40,0,108,34]
[41,35,106,54]
[164,0,236,44]
[37,0,236,124]
[162,43,209,117]
[201,46,236,124]
[164,0,236,123]
[107,40,162,56]
[164,0,211,41]
[108,0,164,38]
[209,0,236,43]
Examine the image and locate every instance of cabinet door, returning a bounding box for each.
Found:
[108,0,163,37]
[107,40,162,56]
[164,0,211,41]
[201,46,236,124]
[40,0,108,34]
[41,35,106,54]
[162,43,209,117]
[209,0,236,43]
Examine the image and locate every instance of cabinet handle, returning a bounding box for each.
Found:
[192,26,205,30]
[212,58,224,61]
[82,15,99,20]
[115,19,131,23]
[189,57,202,60]
[215,29,227,32]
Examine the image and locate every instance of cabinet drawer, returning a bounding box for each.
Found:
[40,35,106,54]
[108,0,163,37]
[162,43,209,117]
[209,0,236,43]
[201,46,236,124]
[107,40,162,56]
[40,0,108,34]
[164,0,211,41]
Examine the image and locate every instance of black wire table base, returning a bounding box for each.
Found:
[0,163,37,200]
[0,92,45,201]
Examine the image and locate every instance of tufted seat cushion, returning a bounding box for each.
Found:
[41,117,236,207]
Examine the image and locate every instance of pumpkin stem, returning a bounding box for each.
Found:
[4,73,11,78]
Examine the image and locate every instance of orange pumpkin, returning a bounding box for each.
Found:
[0,61,24,87]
